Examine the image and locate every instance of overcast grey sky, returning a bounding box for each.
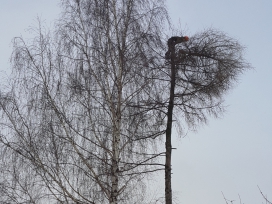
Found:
[0,1,272,203]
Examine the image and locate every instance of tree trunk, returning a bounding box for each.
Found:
[165,43,176,204]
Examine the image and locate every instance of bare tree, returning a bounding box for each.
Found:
[162,29,251,204]
[0,0,169,203]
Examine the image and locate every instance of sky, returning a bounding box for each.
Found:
[0,1,272,203]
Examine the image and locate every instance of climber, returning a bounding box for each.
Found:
[165,36,189,59]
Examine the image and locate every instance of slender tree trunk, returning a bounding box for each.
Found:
[110,56,123,203]
[165,43,176,204]
[110,110,121,204]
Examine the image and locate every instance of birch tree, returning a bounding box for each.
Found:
[0,0,168,203]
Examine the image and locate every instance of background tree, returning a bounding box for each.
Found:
[0,0,169,203]
[222,187,272,204]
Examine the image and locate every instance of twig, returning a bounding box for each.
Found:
[258,186,272,204]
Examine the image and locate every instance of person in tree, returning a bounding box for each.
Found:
[165,36,189,59]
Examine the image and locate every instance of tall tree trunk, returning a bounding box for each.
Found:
[110,56,123,203]
[110,106,121,204]
[165,43,176,204]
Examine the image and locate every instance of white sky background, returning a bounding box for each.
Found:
[0,0,271,203]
